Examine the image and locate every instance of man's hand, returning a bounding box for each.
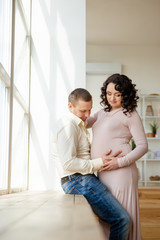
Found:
[100,149,124,172]
[100,157,118,171]
[102,149,122,163]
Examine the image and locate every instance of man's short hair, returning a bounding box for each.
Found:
[68,88,92,105]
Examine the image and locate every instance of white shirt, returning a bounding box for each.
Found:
[52,112,103,178]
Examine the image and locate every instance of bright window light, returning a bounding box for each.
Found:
[14,2,29,103]
[0,0,12,75]
[0,81,9,190]
[11,97,28,189]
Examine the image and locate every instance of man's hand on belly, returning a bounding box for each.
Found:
[100,150,125,171]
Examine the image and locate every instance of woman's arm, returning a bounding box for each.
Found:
[117,111,148,168]
[100,111,148,171]
[86,111,99,128]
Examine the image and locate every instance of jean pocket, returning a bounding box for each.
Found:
[76,174,91,184]
[62,181,81,195]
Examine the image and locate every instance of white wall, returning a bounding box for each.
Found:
[29,0,86,190]
[86,45,160,101]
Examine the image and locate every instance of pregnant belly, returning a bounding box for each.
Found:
[98,163,138,190]
[91,141,131,159]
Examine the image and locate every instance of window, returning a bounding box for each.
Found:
[0,0,31,194]
[0,0,12,74]
[0,81,9,190]
[11,98,28,189]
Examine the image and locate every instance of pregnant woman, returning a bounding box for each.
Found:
[87,74,148,240]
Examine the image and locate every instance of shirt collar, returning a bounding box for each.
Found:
[67,112,87,127]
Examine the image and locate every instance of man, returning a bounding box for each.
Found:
[53,88,130,240]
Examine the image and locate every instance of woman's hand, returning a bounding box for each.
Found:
[102,149,122,162]
[100,157,119,171]
[101,150,125,171]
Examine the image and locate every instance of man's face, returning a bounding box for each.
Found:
[68,99,92,121]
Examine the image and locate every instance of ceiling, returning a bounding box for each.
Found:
[86,0,160,45]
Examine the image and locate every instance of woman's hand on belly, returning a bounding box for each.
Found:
[100,150,125,171]
[100,157,119,171]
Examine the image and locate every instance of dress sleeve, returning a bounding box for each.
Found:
[118,111,148,168]
[57,122,103,174]
[86,111,99,128]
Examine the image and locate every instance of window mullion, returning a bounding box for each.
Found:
[8,0,16,193]
[27,0,32,190]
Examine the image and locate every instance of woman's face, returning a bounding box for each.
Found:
[106,82,122,110]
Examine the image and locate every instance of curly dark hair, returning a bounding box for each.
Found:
[100,73,139,114]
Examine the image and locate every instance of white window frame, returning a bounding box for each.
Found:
[0,0,31,195]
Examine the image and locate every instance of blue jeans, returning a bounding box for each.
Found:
[61,173,130,240]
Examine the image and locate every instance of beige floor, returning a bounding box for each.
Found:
[0,191,105,240]
[0,189,159,240]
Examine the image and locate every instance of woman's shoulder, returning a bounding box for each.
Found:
[119,109,140,124]
[122,110,142,127]
[91,108,106,117]
[126,109,140,118]
[98,108,106,115]
[96,109,107,118]
[86,109,104,127]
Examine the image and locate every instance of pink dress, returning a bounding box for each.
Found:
[87,108,148,240]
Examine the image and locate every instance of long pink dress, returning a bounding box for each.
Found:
[87,108,148,240]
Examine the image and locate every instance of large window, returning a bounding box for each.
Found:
[0,0,12,74]
[0,0,31,194]
[0,80,9,191]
